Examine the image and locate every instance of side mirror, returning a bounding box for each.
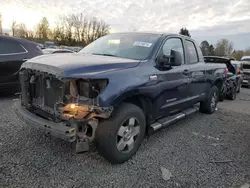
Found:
[171,50,182,66]
[158,50,182,68]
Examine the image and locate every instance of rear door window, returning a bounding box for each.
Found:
[186,40,199,64]
[0,39,27,55]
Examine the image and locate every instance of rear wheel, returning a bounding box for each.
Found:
[95,103,146,164]
[200,86,219,114]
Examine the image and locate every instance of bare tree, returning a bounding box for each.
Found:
[232,47,250,60]
[16,23,27,37]
[245,47,250,55]
[11,21,17,36]
[36,17,50,39]
[214,39,234,56]
[7,14,109,46]
[10,21,28,37]
[200,41,210,56]
[52,14,109,46]
[179,28,191,37]
[70,13,84,42]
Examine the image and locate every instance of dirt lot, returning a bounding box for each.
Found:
[0,89,250,188]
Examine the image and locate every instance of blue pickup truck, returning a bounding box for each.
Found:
[13,32,226,164]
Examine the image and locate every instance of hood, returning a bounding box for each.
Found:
[21,53,140,78]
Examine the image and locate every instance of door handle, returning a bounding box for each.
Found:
[22,58,29,61]
[182,69,190,75]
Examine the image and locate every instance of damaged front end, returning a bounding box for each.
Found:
[16,68,113,153]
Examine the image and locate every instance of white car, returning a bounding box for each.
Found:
[241,56,250,87]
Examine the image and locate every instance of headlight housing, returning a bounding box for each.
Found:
[75,79,108,99]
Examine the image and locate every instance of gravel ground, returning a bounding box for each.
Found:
[0,89,250,188]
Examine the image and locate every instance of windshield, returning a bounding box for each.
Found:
[79,33,161,60]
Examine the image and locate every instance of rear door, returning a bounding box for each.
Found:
[185,39,207,102]
[0,38,28,85]
[154,37,191,118]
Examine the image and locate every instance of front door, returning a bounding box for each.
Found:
[154,37,191,119]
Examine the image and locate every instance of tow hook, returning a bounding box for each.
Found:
[75,138,91,153]
[75,119,98,153]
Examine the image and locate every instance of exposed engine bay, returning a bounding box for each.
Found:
[18,68,113,152]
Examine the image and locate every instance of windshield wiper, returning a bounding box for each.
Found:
[91,53,117,57]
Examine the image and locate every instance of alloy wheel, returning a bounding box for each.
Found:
[116,117,140,153]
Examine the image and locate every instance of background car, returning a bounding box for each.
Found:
[44,41,56,48]
[0,36,43,92]
[240,56,250,88]
[42,48,75,55]
[204,56,239,100]
[231,60,244,92]
[37,43,45,49]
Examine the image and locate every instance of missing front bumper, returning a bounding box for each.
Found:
[13,99,113,153]
[13,100,76,142]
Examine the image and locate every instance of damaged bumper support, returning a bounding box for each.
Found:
[13,101,76,142]
[15,67,113,153]
[13,100,112,153]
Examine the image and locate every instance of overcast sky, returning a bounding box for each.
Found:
[1,0,250,49]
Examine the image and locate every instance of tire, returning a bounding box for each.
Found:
[95,103,146,164]
[227,83,237,100]
[200,86,219,114]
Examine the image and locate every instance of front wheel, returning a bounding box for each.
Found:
[95,103,146,164]
[200,86,219,114]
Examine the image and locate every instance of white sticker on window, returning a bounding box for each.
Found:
[133,41,152,47]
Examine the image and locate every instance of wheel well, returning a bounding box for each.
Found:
[123,95,153,125]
